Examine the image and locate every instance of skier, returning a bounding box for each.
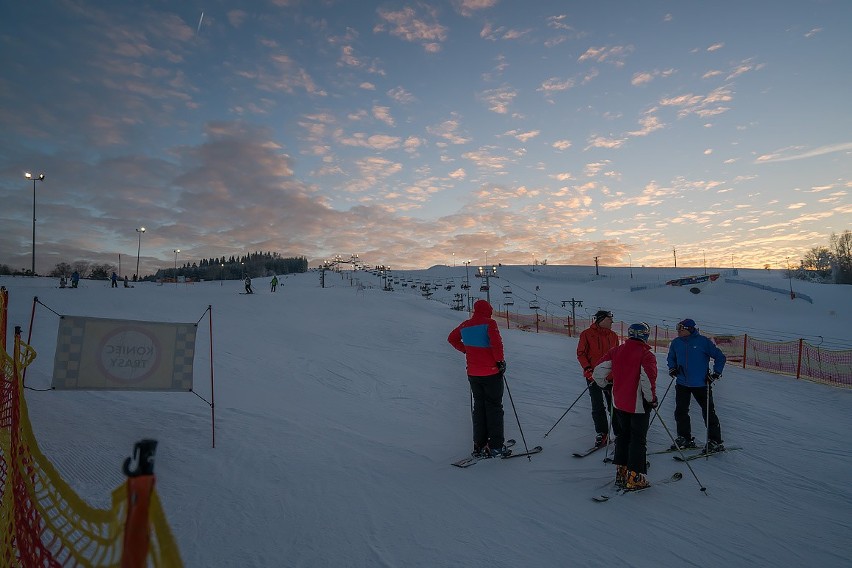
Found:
[593,322,657,490]
[59,276,67,288]
[447,299,510,458]
[270,275,278,292]
[666,318,727,452]
[244,276,254,294]
[71,271,80,288]
[576,309,620,448]
[111,272,118,288]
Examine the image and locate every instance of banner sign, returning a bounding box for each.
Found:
[52,316,197,391]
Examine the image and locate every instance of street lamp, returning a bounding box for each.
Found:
[173,249,180,285]
[628,253,633,279]
[220,263,224,286]
[24,172,45,276]
[463,260,472,313]
[135,227,145,281]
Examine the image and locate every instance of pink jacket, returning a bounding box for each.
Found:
[592,339,657,414]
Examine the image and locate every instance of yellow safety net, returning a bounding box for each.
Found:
[1,332,183,567]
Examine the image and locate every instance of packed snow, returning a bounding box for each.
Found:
[2,265,850,567]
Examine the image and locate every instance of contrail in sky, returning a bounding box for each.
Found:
[196,12,204,35]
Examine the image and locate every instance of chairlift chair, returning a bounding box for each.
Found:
[529,299,540,310]
[502,285,512,294]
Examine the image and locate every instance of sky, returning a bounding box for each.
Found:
[1,0,851,276]
[3,265,850,566]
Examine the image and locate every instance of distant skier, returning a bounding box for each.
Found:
[71,271,80,288]
[270,275,278,292]
[666,318,727,453]
[59,276,67,288]
[244,276,253,294]
[576,309,620,448]
[447,299,509,458]
[111,272,118,288]
[593,322,657,490]
[123,275,130,288]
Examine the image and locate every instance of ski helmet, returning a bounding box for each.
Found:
[627,322,651,342]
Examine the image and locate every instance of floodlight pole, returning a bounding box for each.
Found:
[25,172,45,276]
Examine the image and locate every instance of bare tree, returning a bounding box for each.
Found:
[830,230,852,284]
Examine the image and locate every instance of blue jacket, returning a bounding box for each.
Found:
[666,331,726,387]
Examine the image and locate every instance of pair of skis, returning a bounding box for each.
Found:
[451,439,543,468]
[592,472,683,502]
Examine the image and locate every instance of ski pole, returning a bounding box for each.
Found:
[652,407,707,493]
[704,372,712,459]
[604,386,614,462]
[503,373,531,460]
[648,374,676,427]
[543,383,590,438]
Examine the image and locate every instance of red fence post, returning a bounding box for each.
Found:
[742,334,748,368]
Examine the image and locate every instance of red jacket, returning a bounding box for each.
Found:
[577,323,619,377]
[448,300,505,376]
[592,339,657,414]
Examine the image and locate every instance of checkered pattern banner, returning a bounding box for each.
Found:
[52,316,196,391]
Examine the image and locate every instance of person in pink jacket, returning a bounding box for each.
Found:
[593,322,658,490]
[448,300,509,457]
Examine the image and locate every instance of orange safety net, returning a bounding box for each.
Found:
[0,332,183,567]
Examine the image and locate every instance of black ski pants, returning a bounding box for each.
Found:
[674,384,722,443]
[468,373,504,449]
[588,380,613,436]
[613,408,650,474]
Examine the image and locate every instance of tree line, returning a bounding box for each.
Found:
[0,251,308,281]
[790,230,852,284]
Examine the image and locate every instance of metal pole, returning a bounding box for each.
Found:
[31,178,36,275]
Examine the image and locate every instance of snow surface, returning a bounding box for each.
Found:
[2,266,850,567]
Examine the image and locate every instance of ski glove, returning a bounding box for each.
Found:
[583,367,594,381]
[708,372,721,383]
[649,398,658,409]
[668,368,679,378]
[496,361,507,374]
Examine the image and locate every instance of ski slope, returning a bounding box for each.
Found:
[2,266,850,567]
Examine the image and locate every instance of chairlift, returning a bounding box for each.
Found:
[480,284,489,292]
[529,299,540,310]
[504,297,514,306]
[502,285,512,294]
[461,279,470,290]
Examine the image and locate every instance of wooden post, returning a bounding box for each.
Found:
[796,338,803,380]
[742,334,748,368]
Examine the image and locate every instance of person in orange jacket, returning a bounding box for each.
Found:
[576,310,620,447]
[448,300,509,457]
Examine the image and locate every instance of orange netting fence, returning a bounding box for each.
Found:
[497,310,852,388]
[1,319,183,566]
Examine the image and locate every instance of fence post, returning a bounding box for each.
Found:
[653,325,658,353]
[742,334,748,368]
[796,338,803,380]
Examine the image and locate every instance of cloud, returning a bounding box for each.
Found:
[478,85,517,114]
[585,136,627,150]
[707,42,725,52]
[426,117,472,145]
[374,6,448,52]
[552,140,572,151]
[659,86,733,118]
[372,105,395,127]
[453,0,498,17]
[578,45,634,67]
[755,142,852,164]
[804,27,823,38]
[387,86,416,104]
[631,68,676,86]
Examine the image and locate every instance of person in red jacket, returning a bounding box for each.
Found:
[593,322,658,490]
[448,299,509,457]
[576,310,620,447]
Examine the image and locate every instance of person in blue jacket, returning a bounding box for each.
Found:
[666,318,726,452]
